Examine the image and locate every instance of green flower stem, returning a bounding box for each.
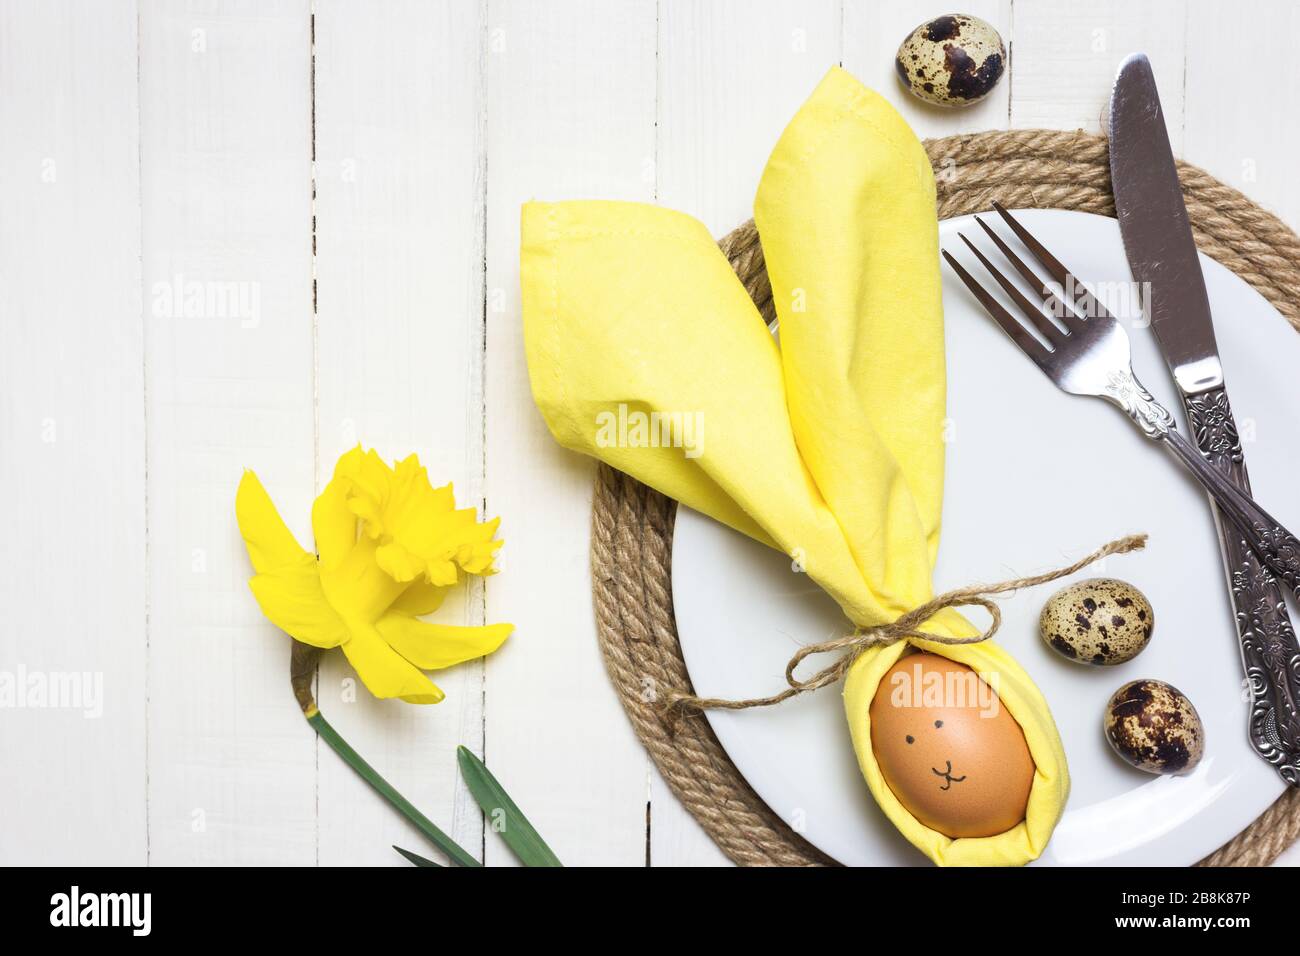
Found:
[294,636,478,867]
[306,708,482,867]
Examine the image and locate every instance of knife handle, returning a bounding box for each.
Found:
[1164,423,1300,624]
[1186,389,1300,784]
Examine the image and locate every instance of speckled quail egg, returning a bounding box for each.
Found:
[895,14,1006,108]
[1039,578,1153,665]
[1104,679,1204,774]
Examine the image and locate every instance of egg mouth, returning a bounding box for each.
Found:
[932,760,967,791]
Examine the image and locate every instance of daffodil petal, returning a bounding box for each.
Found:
[236,470,311,573]
[248,557,349,648]
[388,581,449,616]
[312,476,356,570]
[318,535,407,627]
[340,624,445,704]
[375,615,514,670]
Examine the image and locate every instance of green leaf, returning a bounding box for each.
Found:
[307,709,481,868]
[394,845,442,867]
[457,745,563,867]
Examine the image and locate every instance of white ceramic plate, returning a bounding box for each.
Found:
[672,209,1299,866]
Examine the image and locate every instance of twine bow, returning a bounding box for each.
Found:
[663,532,1147,713]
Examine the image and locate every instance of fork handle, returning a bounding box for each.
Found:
[1162,428,1300,599]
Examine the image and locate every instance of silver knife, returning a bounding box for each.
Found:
[1110,52,1300,785]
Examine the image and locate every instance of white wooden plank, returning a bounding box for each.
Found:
[483,0,657,866]
[1011,0,1186,153]
[140,0,317,864]
[0,0,147,865]
[1184,0,1300,231]
[843,0,1012,139]
[649,0,844,868]
[313,0,488,866]
[659,0,844,235]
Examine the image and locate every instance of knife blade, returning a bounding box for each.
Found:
[1110,52,1300,785]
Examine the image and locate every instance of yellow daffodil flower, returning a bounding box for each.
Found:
[236,446,512,704]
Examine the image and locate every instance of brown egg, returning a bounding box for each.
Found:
[870,652,1035,838]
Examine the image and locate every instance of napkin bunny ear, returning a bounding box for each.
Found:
[520,197,885,623]
[756,67,947,584]
[520,69,948,630]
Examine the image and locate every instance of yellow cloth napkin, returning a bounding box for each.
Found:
[520,66,1068,866]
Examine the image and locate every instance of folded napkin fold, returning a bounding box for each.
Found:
[520,66,1068,866]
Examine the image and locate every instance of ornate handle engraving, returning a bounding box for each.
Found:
[1186,388,1300,784]
[1102,368,1176,438]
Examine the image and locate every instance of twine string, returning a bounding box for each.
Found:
[663,533,1147,713]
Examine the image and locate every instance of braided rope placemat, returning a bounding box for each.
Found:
[590,129,1300,867]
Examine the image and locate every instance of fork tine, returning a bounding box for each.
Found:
[991,202,1114,322]
[973,216,1080,333]
[941,249,1051,367]
[957,233,1064,346]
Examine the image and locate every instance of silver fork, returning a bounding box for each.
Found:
[944,204,1300,600]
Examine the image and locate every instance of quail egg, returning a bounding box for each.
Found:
[895,14,1006,108]
[1104,679,1204,774]
[1040,578,1153,665]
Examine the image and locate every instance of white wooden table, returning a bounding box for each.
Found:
[4,0,1299,866]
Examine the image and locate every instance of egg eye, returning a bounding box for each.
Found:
[905,735,914,745]
[934,720,944,728]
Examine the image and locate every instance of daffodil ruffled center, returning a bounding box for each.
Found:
[329,447,502,589]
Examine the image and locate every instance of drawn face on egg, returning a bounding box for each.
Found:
[869,652,1036,839]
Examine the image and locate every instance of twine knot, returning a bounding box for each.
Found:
[663,532,1146,714]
